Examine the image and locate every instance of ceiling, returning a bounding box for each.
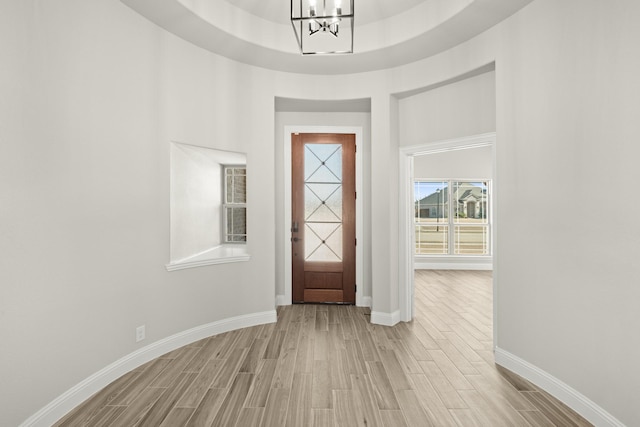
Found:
[121,0,534,75]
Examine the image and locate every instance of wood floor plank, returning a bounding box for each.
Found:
[109,358,173,405]
[389,338,424,374]
[418,360,466,409]
[211,373,254,427]
[344,339,367,374]
[350,373,384,427]
[408,373,458,427]
[519,409,557,427]
[240,337,269,374]
[434,339,479,375]
[333,389,370,427]
[458,387,530,427]
[378,349,412,391]
[235,407,265,427]
[468,361,536,411]
[263,330,286,359]
[150,346,201,388]
[138,372,199,427]
[311,408,336,427]
[379,410,409,427]
[185,388,228,427]
[176,358,226,408]
[365,361,400,410]
[294,333,314,374]
[285,372,313,427]
[522,391,591,427]
[395,389,434,427]
[159,407,195,427]
[315,310,329,331]
[245,359,278,408]
[183,334,226,372]
[109,387,165,426]
[211,348,248,388]
[428,349,474,390]
[260,388,291,427]
[449,408,485,427]
[312,360,333,409]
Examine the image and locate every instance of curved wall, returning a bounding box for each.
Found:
[1,0,639,426]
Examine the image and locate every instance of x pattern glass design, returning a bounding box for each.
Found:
[304,144,343,262]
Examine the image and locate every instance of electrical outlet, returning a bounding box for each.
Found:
[136,325,145,342]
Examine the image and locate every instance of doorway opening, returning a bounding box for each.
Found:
[398,133,496,336]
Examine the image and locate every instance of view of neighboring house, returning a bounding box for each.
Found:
[415,181,488,220]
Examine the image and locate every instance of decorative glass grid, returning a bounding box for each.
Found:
[304,143,342,262]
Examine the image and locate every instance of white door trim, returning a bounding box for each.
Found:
[398,132,496,324]
[283,126,364,306]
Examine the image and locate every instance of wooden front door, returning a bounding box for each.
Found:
[292,133,356,304]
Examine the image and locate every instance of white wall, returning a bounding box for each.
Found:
[2,0,639,426]
[399,71,496,146]
[413,146,492,180]
[494,1,640,425]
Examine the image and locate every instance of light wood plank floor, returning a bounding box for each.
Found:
[55,270,592,426]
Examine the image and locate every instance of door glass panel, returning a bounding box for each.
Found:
[304,143,342,262]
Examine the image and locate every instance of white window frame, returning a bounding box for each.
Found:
[414,179,492,257]
[223,165,247,244]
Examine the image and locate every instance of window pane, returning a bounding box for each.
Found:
[226,168,246,204]
[454,225,489,255]
[226,207,246,241]
[414,181,448,223]
[453,181,488,224]
[415,225,448,254]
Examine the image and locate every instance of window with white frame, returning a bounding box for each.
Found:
[223,166,247,242]
[414,180,490,255]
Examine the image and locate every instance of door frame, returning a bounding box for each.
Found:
[398,132,496,325]
[283,126,364,306]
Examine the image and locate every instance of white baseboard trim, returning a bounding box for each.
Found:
[275,294,288,306]
[370,310,401,326]
[358,296,372,308]
[414,262,492,270]
[494,347,625,427]
[20,310,277,427]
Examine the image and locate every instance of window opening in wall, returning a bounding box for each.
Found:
[414,180,490,255]
[167,142,249,271]
[223,166,247,243]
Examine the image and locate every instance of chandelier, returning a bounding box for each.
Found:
[291,0,354,55]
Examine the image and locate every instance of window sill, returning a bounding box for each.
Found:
[166,245,250,271]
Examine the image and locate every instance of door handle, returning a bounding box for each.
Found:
[291,237,302,242]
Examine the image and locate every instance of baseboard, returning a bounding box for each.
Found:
[414,261,492,270]
[494,347,625,427]
[275,294,288,306]
[20,310,277,427]
[370,310,401,326]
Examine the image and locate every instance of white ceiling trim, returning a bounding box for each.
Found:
[120,0,533,75]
